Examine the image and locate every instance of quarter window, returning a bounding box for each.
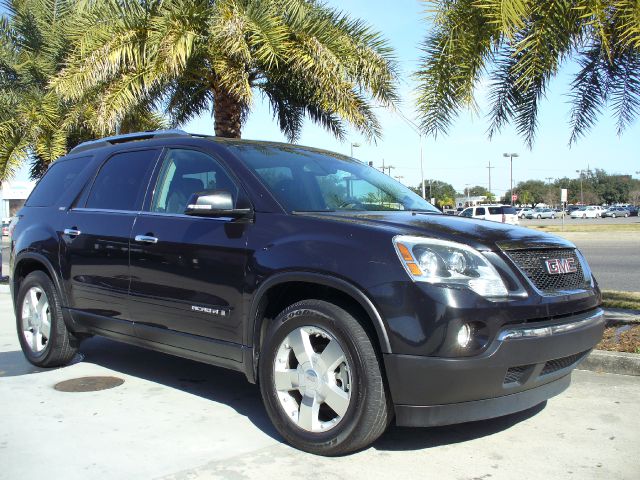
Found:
[85,150,158,211]
[27,157,90,207]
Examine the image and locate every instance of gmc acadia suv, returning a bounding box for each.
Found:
[9,130,604,455]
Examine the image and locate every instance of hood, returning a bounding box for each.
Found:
[297,211,574,252]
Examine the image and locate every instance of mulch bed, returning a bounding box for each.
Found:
[597,325,640,354]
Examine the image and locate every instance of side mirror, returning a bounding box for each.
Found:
[184,190,253,219]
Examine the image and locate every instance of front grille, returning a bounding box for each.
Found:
[504,248,588,293]
[541,350,590,376]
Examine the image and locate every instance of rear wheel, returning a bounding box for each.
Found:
[612,213,616,218]
[551,214,556,219]
[16,271,79,367]
[537,214,542,219]
[259,299,390,456]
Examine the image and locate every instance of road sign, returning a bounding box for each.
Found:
[561,188,568,202]
[512,194,518,201]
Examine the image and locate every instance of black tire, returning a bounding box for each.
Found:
[612,214,616,218]
[16,271,79,367]
[259,299,391,456]
[537,214,541,219]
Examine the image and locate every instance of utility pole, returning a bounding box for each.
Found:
[487,161,494,197]
[576,169,585,204]
[546,177,553,184]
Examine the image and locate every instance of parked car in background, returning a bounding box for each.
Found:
[442,208,457,215]
[2,219,11,236]
[566,205,582,216]
[518,208,533,219]
[459,205,519,225]
[526,208,556,219]
[627,206,638,217]
[602,206,631,218]
[570,206,603,219]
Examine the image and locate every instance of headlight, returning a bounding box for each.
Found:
[393,235,508,299]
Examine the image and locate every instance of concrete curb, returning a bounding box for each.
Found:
[578,350,640,376]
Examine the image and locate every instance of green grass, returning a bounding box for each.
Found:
[529,224,640,233]
[602,290,640,311]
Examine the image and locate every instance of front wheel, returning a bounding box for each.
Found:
[612,214,616,218]
[537,214,542,219]
[259,299,390,455]
[551,214,556,219]
[16,271,79,367]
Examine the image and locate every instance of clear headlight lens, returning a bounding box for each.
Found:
[393,235,508,299]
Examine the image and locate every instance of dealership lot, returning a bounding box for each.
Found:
[0,289,638,480]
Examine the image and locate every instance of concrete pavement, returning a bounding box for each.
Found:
[0,290,638,480]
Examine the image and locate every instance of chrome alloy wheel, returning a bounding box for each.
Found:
[273,326,352,433]
[21,286,51,353]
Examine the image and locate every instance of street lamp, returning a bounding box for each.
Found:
[503,153,519,205]
[350,142,360,158]
[465,183,471,206]
[576,170,585,205]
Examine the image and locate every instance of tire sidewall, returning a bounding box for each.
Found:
[259,304,374,453]
[16,271,60,365]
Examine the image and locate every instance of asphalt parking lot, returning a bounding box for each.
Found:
[0,290,639,480]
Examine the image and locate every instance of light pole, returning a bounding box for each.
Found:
[465,183,471,206]
[503,153,519,205]
[350,142,360,158]
[394,175,404,183]
[576,169,585,205]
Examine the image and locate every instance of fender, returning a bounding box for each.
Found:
[12,251,74,331]
[245,271,392,382]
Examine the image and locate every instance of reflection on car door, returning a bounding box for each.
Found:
[128,148,251,361]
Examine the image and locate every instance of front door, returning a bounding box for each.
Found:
[128,148,251,360]
[59,148,160,334]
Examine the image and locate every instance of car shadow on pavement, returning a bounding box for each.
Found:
[77,336,282,442]
[0,350,48,377]
[373,402,546,451]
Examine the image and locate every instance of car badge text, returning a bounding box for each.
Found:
[544,258,577,275]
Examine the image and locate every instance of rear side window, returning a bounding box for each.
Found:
[475,207,486,215]
[26,157,90,207]
[488,207,500,215]
[85,149,158,211]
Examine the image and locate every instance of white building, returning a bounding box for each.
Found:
[455,195,488,209]
[1,180,36,220]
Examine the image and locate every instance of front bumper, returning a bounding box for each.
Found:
[384,308,604,427]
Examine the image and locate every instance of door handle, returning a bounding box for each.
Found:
[135,235,159,244]
[63,228,81,237]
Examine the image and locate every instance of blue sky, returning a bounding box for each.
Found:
[184,0,639,196]
[9,0,640,194]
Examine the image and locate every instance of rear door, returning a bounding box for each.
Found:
[128,147,251,361]
[59,148,160,334]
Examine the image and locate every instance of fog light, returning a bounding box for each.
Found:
[457,324,472,348]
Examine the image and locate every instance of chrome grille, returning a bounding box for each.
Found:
[504,248,589,293]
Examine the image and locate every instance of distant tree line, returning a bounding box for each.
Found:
[411,169,640,208]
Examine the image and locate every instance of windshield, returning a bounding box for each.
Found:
[229,143,440,213]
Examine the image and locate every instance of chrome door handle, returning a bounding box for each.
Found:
[63,228,81,236]
[134,235,159,244]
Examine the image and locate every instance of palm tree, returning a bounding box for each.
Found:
[415,0,640,148]
[0,0,166,181]
[54,0,399,142]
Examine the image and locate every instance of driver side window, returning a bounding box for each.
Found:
[151,149,239,214]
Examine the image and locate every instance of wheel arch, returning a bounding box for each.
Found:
[245,272,391,383]
[12,252,72,328]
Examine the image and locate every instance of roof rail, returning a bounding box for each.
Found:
[69,129,191,154]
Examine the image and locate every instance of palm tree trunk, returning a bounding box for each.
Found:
[213,86,243,138]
